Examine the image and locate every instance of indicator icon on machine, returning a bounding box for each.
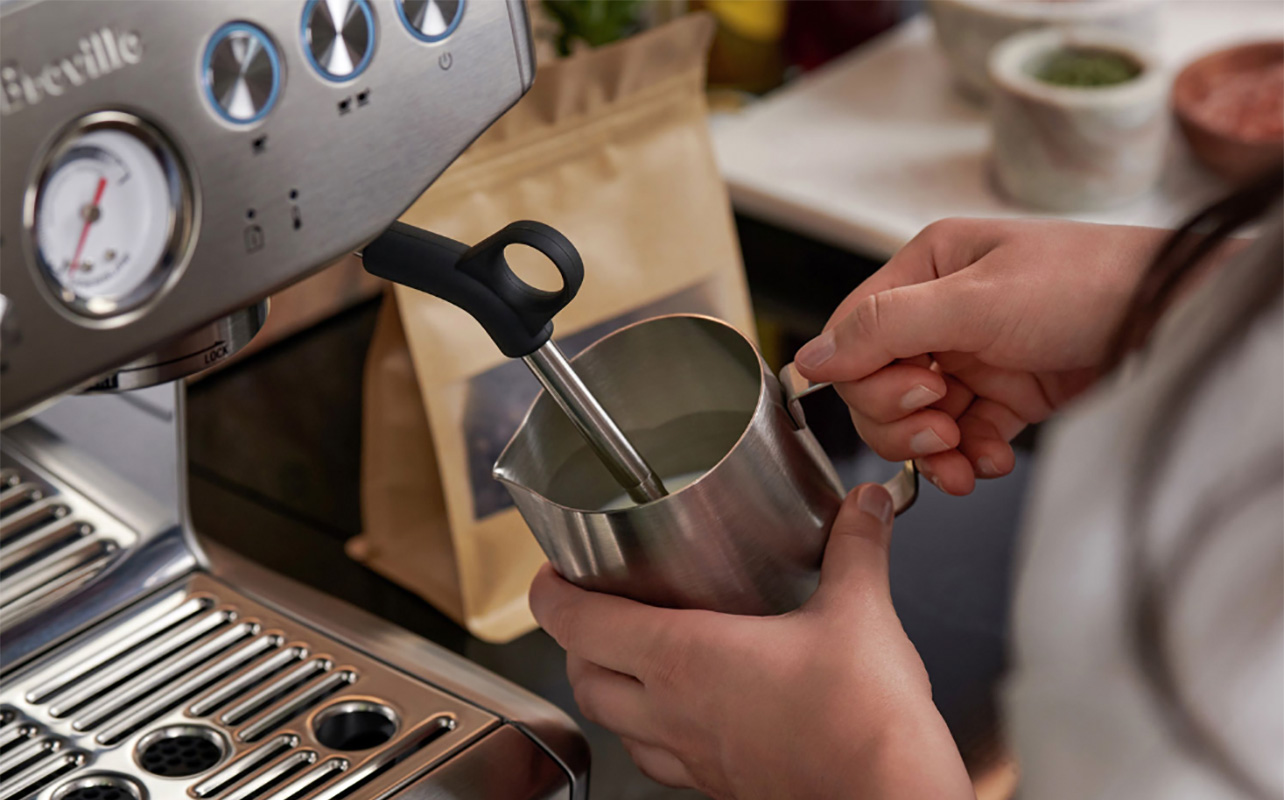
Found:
[203,22,282,124]
[28,112,193,318]
[396,0,463,43]
[303,0,376,81]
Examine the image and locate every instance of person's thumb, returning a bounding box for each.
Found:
[794,277,988,384]
[812,484,895,608]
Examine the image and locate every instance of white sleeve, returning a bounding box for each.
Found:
[1171,475,1283,798]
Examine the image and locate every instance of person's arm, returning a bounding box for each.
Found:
[530,485,975,800]
[794,218,1175,495]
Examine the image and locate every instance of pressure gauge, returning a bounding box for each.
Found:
[27,112,193,319]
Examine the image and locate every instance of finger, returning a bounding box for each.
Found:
[848,406,960,461]
[823,218,1003,328]
[796,274,995,385]
[916,451,977,496]
[620,738,697,789]
[530,564,681,679]
[930,370,976,420]
[945,363,1056,424]
[832,364,947,423]
[956,398,1024,479]
[821,231,941,328]
[565,655,659,745]
[813,484,895,607]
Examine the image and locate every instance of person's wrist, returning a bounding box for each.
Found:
[840,701,974,800]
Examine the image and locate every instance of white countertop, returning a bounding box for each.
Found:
[711,1,1284,259]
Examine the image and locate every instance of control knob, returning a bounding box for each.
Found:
[202,22,282,124]
[303,0,375,81]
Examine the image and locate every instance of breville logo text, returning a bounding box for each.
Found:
[1,28,142,116]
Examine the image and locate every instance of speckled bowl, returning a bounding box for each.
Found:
[988,28,1168,211]
[928,0,1159,103]
[1173,40,1284,182]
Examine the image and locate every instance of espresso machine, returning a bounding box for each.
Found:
[0,1,588,799]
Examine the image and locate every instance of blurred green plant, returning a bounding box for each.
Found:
[542,0,647,56]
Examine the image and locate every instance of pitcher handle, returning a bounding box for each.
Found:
[780,362,919,516]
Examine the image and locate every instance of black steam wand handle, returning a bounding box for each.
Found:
[362,220,584,358]
[361,221,668,504]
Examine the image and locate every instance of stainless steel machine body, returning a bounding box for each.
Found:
[0,0,534,420]
[0,1,587,799]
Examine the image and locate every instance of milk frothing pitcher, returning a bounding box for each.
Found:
[495,314,918,615]
[360,224,917,615]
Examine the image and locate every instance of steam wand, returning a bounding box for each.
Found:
[359,221,667,504]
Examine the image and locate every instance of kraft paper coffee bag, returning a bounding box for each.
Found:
[351,12,755,643]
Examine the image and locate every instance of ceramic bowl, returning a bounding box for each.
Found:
[988,27,1168,211]
[928,0,1159,103]
[1172,40,1284,182]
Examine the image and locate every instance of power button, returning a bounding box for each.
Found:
[396,0,463,44]
[302,0,376,81]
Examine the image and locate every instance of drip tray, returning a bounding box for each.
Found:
[0,575,498,800]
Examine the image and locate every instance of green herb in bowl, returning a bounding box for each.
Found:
[1035,48,1142,87]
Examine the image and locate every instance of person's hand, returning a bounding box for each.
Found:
[529,485,974,800]
[794,218,1171,495]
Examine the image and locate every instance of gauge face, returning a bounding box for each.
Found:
[30,116,191,318]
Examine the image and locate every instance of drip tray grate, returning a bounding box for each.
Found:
[0,575,498,800]
[0,462,137,631]
[137,727,227,777]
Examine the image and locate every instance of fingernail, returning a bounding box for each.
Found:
[858,485,893,524]
[977,457,999,477]
[910,428,948,455]
[796,330,836,369]
[900,384,943,411]
[916,463,948,494]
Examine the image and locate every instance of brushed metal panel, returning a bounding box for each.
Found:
[0,0,533,420]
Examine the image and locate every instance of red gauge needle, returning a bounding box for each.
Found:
[69,176,108,275]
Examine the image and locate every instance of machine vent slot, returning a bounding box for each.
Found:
[0,501,68,547]
[70,621,258,732]
[0,540,119,619]
[0,736,60,783]
[0,711,85,800]
[0,521,94,579]
[305,717,455,800]
[0,713,35,757]
[262,757,348,800]
[0,484,44,518]
[218,660,333,730]
[0,749,84,800]
[189,648,309,718]
[26,595,214,705]
[236,671,356,744]
[46,609,238,718]
[220,751,316,800]
[94,633,284,746]
[0,727,38,761]
[0,463,136,631]
[194,735,298,798]
[19,582,364,748]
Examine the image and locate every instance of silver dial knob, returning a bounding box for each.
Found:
[397,0,463,43]
[202,22,282,124]
[303,0,375,81]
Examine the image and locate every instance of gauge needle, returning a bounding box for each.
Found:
[69,176,108,275]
